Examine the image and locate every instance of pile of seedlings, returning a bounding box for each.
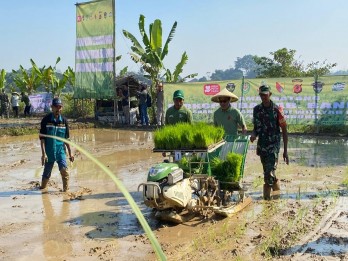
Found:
[153,122,224,150]
[211,152,243,186]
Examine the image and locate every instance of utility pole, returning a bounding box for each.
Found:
[240,69,246,110]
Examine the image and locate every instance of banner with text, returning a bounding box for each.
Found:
[74,0,115,99]
[164,75,348,126]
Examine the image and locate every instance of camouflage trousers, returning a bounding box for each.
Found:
[0,102,10,118]
[260,152,279,186]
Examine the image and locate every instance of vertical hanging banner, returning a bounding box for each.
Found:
[74,0,115,99]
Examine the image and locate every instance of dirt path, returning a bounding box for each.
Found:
[0,128,347,261]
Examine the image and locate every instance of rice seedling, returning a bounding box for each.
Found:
[154,122,224,150]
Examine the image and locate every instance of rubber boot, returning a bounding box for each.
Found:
[263,184,272,200]
[40,178,49,189]
[61,169,69,192]
[272,179,281,200]
[272,179,280,191]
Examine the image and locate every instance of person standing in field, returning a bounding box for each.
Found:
[156,81,164,126]
[211,88,247,137]
[121,85,130,125]
[250,85,289,200]
[21,92,31,117]
[165,89,192,125]
[0,89,10,119]
[11,92,20,118]
[39,98,74,192]
[137,83,149,126]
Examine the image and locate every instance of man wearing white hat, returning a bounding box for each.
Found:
[211,88,247,137]
[11,92,20,118]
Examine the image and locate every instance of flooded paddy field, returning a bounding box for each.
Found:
[0,129,347,260]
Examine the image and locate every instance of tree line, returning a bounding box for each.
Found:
[193,48,344,82]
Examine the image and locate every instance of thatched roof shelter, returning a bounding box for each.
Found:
[115,75,141,97]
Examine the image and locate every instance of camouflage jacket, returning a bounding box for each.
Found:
[252,100,286,156]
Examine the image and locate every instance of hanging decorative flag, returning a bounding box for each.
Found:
[292,78,303,94]
[312,81,324,93]
[275,82,284,93]
[332,82,345,92]
[226,83,235,92]
[241,82,250,94]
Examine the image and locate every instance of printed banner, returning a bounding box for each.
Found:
[29,93,53,113]
[164,76,348,126]
[74,0,115,99]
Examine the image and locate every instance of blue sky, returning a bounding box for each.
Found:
[1,0,347,78]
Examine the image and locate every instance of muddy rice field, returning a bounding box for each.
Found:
[0,120,347,261]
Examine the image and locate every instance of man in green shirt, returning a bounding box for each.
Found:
[211,88,247,137]
[165,90,193,125]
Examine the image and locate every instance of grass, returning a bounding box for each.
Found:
[0,127,38,136]
[342,167,348,186]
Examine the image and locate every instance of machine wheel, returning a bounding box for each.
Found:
[263,184,272,200]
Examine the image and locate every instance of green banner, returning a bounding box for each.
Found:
[74,0,115,99]
[164,75,348,126]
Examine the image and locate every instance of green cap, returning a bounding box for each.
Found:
[259,85,271,94]
[173,90,184,99]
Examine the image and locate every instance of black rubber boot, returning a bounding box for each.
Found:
[263,184,272,200]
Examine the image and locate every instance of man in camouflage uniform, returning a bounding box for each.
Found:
[250,85,289,200]
[0,89,10,119]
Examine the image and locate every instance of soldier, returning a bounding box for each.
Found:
[250,85,289,200]
[0,89,10,119]
[21,92,31,117]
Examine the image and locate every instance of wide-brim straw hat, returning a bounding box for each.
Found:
[211,88,239,103]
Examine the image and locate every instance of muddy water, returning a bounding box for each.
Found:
[289,136,348,167]
[0,129,162,260]
[1,130,348,260]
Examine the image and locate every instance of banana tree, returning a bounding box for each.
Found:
[123,14,197,122]
[50,67,75,97]
[164,52,197,82]
[12,59,42,94]
[0,69,6,90]
[39,57,75,97]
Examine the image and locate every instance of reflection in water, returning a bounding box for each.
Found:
[70,129,153,146]
[289,136,348,167]
[41,193,72,259]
